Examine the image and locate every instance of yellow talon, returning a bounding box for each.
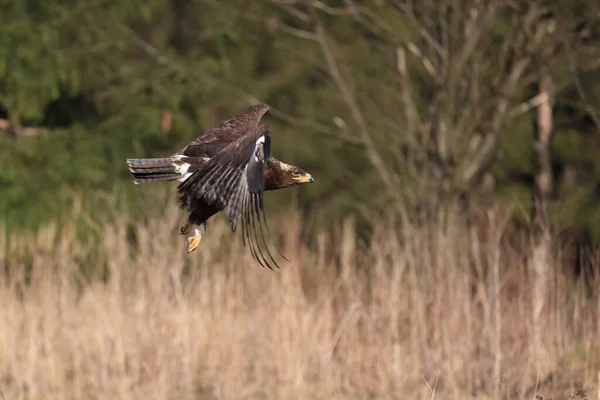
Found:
[186,230,202,253]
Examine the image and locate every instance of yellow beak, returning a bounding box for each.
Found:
[292,173,315,184]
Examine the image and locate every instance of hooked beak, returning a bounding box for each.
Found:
[293,172,315,184]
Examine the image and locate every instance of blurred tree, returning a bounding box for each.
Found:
[261,0,600,230]
[0,0,600,246]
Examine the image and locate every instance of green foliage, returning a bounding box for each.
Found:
[0,0,600,243]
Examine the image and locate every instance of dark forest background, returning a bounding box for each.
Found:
[2,0,600,245]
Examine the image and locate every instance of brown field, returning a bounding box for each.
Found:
[1,200,599,400]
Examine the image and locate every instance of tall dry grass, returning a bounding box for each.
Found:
[0,201,599,400]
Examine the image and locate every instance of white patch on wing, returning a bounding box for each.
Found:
[172,154,194,182]
[175,162,190,175]
[177,172,193,182]
[253,135,266,162]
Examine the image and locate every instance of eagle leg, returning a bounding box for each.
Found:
[186,227,203,254]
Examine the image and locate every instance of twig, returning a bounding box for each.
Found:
[273,20,318,41]
[421,371,441,400]
[565,39,600,133]
[509,93,551,118]
[0,119,46,137]
[313,17,399,194]
[312,1,356,16]
[268,0,311,22]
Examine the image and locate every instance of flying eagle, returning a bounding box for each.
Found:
[126,104,314,269]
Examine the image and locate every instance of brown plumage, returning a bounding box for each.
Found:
[126,104,314,269]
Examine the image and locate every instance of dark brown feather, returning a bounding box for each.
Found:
[177,125,282,269]
[128,103,313,269]
[176,104,269,158]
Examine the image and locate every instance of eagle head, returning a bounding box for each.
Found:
[265,159,314,190]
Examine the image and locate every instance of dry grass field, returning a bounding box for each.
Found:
[0,200,599,399]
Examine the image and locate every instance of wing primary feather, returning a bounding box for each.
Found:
[220,167,242,205]
[243,191,268,269]
[240,206,247,247]
[258,201,289,263]
[250,192,280,269]
[201,165,223,202]
[239,189,248,247]
[252,193,279,268]
[228,176,246,232]
[250,145,288,263]
[247,193,274,270]
[178,123,286,270]
[205,165,227,203]
[241,191,256,261]
[246,132,283,269]
[246,193,264,268]
[248,194,271,269]
[254,188,289,262]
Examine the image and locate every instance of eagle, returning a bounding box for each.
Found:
[126,104,314,269]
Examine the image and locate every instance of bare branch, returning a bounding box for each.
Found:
[395,47,421,135]
[313,15,400,197]
[268,0,311,21]
[406,43,436,77]
[391,2,445,58]
[267,108,367,149]
[451,3,499,83]
[311,1,357,16]
[269,19,318,41]
[509,92,551,118]
[565,39,600,133]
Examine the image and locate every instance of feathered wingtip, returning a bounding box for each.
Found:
[213,103,270,131]
[234,103,269,122]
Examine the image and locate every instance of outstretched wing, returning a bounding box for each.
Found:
[175,104,270,159]
[178,124,284,270]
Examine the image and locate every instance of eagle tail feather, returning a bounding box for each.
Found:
[132,173,182,184]
[127,157,181,184]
